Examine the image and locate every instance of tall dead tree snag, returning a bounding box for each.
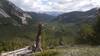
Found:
[34,24,43,52]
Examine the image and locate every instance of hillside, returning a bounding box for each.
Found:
[0,0,32,25]
[0,0,35,52]
[27,12,56,23]
[53,8,97,24]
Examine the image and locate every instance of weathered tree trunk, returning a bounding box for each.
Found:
[59,38,64,46]
[34,24,43,52]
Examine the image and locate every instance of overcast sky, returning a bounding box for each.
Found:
[9,0,100,12]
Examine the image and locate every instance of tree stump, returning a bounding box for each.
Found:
[34,24,43,52]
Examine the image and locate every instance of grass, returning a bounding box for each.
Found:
[32,46,100,56]
[32,49,58,56]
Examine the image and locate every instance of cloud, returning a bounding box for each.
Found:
[9,0,100,12]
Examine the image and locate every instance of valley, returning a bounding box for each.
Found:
[0,0,100,56]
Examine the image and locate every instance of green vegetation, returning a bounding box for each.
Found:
[0,17,97,52]
[42,23,79,48]
[0,1,100,56]
[0,19,36,52]
[0,18,97,52]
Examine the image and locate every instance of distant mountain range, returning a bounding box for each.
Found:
[27,12,56,23]
[53,8,97,24]
[0,0,97,25]
[27,8,97,24]
[43,12,64,16]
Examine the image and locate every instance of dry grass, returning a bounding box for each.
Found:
[32,46,100,56]
[32,49,58,56]
[57,46,100,56]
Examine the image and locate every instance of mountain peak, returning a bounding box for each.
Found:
[0,0,32,25]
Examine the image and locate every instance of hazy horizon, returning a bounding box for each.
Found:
[9,0,100,13]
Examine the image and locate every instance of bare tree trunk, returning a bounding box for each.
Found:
[34,24,43,52]
[59,38,64,46]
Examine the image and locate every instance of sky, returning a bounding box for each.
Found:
[9,0,100,12]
